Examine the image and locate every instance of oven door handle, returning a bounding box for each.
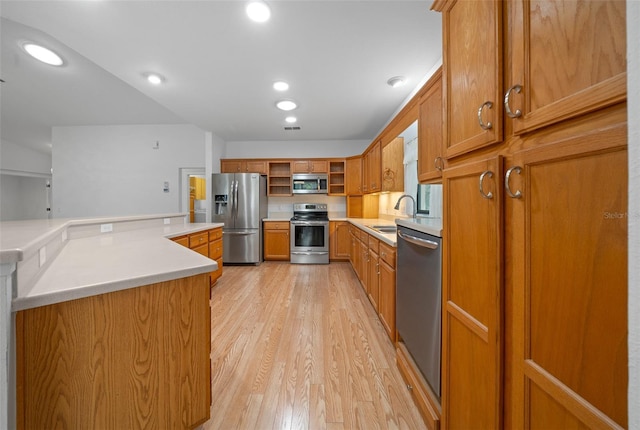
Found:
[291,251,329,255]
[291,221,328,226]
[398,230,439,249]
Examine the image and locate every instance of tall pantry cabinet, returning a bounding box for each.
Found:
[431,0,628,429]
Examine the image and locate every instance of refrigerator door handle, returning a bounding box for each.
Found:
[234,180,239,219]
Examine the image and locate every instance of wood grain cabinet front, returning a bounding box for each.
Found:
[172,227,224,286]
[263,221,290,261]
[15,274,212,429]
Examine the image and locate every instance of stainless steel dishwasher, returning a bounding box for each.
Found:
[396,224,442,399]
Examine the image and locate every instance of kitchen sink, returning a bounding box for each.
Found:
[367,225,397,234]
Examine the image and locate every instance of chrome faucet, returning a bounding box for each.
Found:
[394,194,416,219]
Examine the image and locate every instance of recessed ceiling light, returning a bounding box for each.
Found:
[273,81,289,91]
[285,116,297,124]
[387,76,406,88]
[145,73,165,85]
[22,43,63,66]
[246,1,271,22]
[276,100,297,111]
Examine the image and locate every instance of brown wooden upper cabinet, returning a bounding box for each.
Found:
[506,0,626,135]
[381,137,404,192]
[363,140,381,193]
[435,0,503,159]
[418,68,444,183]
[292,159,328,173]
[433,0,626,160]
[220,159,268,174]
[346,157,363,195]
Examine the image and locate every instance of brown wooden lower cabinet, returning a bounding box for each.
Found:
[173,226,224,286]
[263,221,290,261]
[329,221,350,260]
[15,273,212,430]
[347,225,396,343]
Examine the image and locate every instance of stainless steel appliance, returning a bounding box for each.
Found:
[292,174,328,194]
[396,224,442,398]
[211,173,267,264]
[290,203,329,264]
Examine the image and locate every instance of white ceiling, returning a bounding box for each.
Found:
[0,1,442,155]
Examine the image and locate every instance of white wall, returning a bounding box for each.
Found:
[51,124,207,218]
[0,175,50,221]
[224,139,370,159]
[628,1,639,428]
[0,139,51,176]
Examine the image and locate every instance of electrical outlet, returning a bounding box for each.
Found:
[100,223,113,233]
[164,218,171,225]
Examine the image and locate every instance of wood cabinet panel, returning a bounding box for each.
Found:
[418,68,444,183]
[365,140,382,193]
[346,157,362,195]
[16,274,212,429]
[329,221,350,261]
[441,156,503,430]
[367,235,380,311]
[378,258,396,342]
[382,137,404,192]
[263,221,290,261]
[292,160,328,173]
[507,124,628,429]
[221,159,267,174]
[507,0,626,135]
[436,0,503,158]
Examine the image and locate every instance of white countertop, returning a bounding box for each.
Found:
[1,214,223,311]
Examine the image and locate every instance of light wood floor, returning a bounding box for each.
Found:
[201,262,427,430]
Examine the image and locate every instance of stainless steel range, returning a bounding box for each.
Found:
[290,203,329,264]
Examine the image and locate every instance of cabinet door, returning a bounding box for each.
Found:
[436,0,503,158]
[507,125,628,428]
[346,157,362,195]
[359,239,368,290]
[441,156,503,430]
[506,0,626,135]
[368,249,379,311]
[264,227,290,261]
[368,141,382,192]
[292,160,310,173]
[221,160,242,173]
[245,160,267,174]
[330,221,350,260]
[309,160,328,173]
[378,259,395,342]
[418,68,444,183]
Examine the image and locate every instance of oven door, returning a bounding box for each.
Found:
[290,220,329,264]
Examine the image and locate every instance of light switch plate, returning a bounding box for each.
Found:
[100,223,113,233]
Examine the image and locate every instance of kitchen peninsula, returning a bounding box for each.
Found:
[0,214,222,429]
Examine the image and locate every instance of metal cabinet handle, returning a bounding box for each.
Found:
[504,84,523,118]
[434,156,445,171]
[477,101,493,130]
[505,166,523,198]
[479,170,494,199]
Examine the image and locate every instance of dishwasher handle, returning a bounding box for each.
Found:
[398,230,439,249]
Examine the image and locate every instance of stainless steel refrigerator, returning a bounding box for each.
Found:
[211,173,267,264]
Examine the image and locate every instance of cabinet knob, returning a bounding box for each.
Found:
[434,157,445,172]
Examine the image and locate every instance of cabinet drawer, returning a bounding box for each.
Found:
[172,235,189,247]
[379,242,396,268]
[192,242,208,257]
[264,221,290,230]
[368,236,379,254]
[208,228,222,242]
[209,240,223,259]
[359,230,369,242]
[189,231,209,248]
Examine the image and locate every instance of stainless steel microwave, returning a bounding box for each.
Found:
[292,174,328,194]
